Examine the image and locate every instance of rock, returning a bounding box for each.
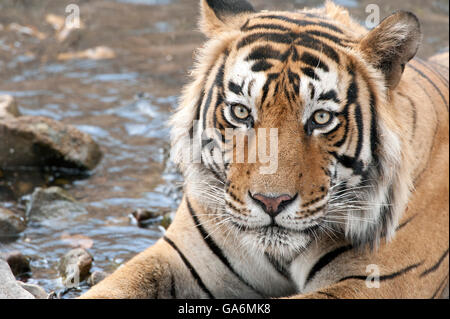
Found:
[2,251,31,277]
[45,13,85,42]
[0,258,34,299]
[57,46,115,61]
[131,208,159,222]
[7,23,46,40]
[26,186,88,223]
[87,271,108,287]
[17,282,47,299]
[58,248,93,288]
[60,233,94,249]
[0,207,26,236]
[0,116,102,170]
[160,212,174,229]
[130,208,163,227]
[0,95,21,119]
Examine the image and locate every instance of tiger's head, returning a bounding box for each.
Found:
[171,0,421,254]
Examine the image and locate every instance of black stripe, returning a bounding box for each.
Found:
[252,60,273,72]
[318,90,339,103]
[163,236,215,298]
[420,248,449,277]
[353,103,364,161]
[430,274,449,299]
[306,245,353,284]
[256,14,343,34]
[242,23,290,32]
[228,81,243,95]
[334,73,357,148]
[329,151,364,175]
[307,30,355,46]
[301,67,319,80]
[395,214,417,231]
[186,198,264,297]
[368,90,380,173]
[287,69,300,94]
[170,274,176,298]
[324,122,342,137]
[203,57,226,130]
[190,90,205,137]
[261,73,280,107]
[408,63,448,111]
[237,32,294,49]
[246,45,282,61]
[309,83,315,100]
[264,252,291,281]
[338,262,423,283]
[295,33,340,64]
[415,58,449,87]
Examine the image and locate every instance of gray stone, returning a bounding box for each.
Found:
[0,207,26,236]
[26,186,88,223]
[0,115,102,170]
[58,248,93,288]
[2,251,31,276]
[0,258,34,299]
[0,95,20,119]
[17,282,48,299]
[87,271,108,287]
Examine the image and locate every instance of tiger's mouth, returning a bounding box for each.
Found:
[228,215,322,236]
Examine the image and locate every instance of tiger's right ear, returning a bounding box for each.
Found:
[200,0,255,37]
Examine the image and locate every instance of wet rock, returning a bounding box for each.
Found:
[58,248,93,288]
[87,271,108,287]
[26,186,88,223]
[0,95,21,119]
[17,282,47,299]
[0,207,26,236]
[45,13,85,43]
[0,258,34,299]
[0,116,102,170]
[131,208,159,222]
[130,208,163,227]
[160,212,174,229]
[60,233,94,249]
[2,251,31,277]
[57,46,116,61]
[7,23,46,40]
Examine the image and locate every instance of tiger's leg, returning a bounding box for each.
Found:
[79,237,203,298]
[289,121,449,299]
[79,205,221,299]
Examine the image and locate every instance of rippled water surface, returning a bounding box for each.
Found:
[0,0,448,297]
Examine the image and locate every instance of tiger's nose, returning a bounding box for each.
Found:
[250,193,297,217]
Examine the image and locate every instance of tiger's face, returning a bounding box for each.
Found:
[217,15,369,247]
[172,1,419,254]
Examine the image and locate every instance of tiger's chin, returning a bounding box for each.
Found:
[236,223,313,258]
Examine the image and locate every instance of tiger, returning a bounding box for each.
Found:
[81,0,449,299]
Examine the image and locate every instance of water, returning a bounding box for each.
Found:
[0,0,448,298]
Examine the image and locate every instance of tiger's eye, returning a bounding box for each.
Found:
[313,110,332,125]
[232,104,250,120]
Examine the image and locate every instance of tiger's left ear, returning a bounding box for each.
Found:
[359,11,422,89]
[200,0,255,37]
